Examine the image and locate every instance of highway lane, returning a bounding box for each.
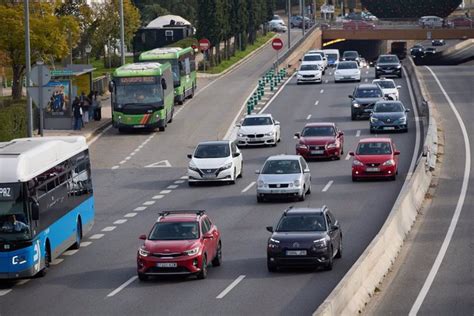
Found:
[0,65,418,315]
[367,65,474,315]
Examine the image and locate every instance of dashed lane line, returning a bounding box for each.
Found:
[134,206,147,211]
[111,166,119,170]
[322,180,334,192]
[216,275,246,299]
[0,290,12,296]
[124,213,137,218]
[102,226,117,232]
[143,201,156,206]
[320,89,324,94]
[174,180,185,184]
[114,219,128,225]
[345,153,351,160]
[160,190,172,194]
[63,250,79,256]
[107,276,138,298]
[180,176,188,180]
[167,185,179,189]
[89,234,105,240]
[306,114,312,120]
[241,182,256,193]
[356,130,361,137]
[314,100,319,106]
[152,195,164,200]
[80,241,92,247]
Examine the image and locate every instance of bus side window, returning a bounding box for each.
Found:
[184,58,191,75]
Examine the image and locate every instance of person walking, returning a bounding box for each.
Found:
[72,96,83,130]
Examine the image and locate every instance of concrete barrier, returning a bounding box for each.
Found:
[314,57,439,316]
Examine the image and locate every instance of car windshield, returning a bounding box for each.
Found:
[302,126,335,137]
[375,80,396,89]
[243,117,273,126]
[357,142,392,155]
[354,88,382,98]
[149,222,199,240]
[303,55,322,61]
[194,143,230,158]
[343,52,358,58]
[276,214,326,232]
[326,54,338,61]
[337,62,358,69]
[115,83,163,105]
[378,56,399,63]
[374,102,404,112]
[262,159,301,174]
[300,64,319,71]
[0,183,30,241]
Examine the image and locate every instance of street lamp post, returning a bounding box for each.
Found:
[85,44,92,65]
[119,0,125,66]
[24,0,33,137]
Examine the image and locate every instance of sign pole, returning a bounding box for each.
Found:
[287,0,291,49]
[24,0,33,137]
[38,62,44,136]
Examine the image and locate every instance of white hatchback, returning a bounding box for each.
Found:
[334,61,361,82]
[372,78,401,100]
[237,114,281,147]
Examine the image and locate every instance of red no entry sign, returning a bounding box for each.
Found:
[272,38,284,51]
[199,38,211,51]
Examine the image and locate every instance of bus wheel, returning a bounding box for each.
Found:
[189,85,195,99]
[36,243,50,278]
[169,108,174,123]
[178,95,184,105]
[71,219,82,250]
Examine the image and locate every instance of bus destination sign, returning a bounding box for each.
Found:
[118,77,156,85]
[0,185,15,201]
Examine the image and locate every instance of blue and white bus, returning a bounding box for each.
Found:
[0,136,94,278]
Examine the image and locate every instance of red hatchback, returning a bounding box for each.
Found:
[137,210,221,281]
[349,138,400,181]
[295,123,344,160]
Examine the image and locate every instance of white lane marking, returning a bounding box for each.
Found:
[167,185,179,189]
[89,234,105,240]
[241,182,256,193]
[365,71,369,74]
[102,226,116,232]
[145,160,172,168]
[320,89,324,94]
[409,67,471,315]
[152,195,164,200]
[63,250,79,256]
[345,153,351,160]
[80,241,92,247]
[160,190,172,194]
[216,275,246,299]
[403,66,421,181]
[314,100,319,106]
[306,114,312,120]
[114,219,128,225]
[119,160,126,165]
[181,176,188,179]
[88,124,113,146]
[51,258,64,265]
[322,180,334,192]
[174,180,185,184]
[111,166,119,170]
[16,279,30,286]
[107,276,138,298]
[324,79,329,84]
[130,152,136,156]
[124,213,137,218]
[143,201,155,206]
[356,130,361,137]
[133,148,140,153]
[134,206,147,211]
[258,74,295,114]
[0,289,13,296]
[364,78,368,82]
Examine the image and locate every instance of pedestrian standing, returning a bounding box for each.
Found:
[80,91,91,124]
[72,96,83,130]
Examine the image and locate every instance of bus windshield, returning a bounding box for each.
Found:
[115,83,163,105]
[0,183,30,241]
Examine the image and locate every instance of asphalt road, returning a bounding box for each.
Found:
[367,65,473,315]
[0,62,418,314]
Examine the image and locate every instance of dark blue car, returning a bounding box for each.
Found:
[369,100,409,133]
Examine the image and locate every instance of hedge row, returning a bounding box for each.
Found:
[0,99,27,142]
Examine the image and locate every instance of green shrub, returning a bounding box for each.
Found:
[0,99,27,141]
[166,37,198,49]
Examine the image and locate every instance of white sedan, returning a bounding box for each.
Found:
[372,78,401,100]
[237,114,281,147]
[334,61,361,83]
[187,140,243,185]
[296,64,322,84]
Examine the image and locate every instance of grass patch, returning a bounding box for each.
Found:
[204,32,275,74]
[90,56,134,79]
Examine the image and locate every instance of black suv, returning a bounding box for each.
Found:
[349,83,385,120]
[266,206,342,271]
[375,54,402,78]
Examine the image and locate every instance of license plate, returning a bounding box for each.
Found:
[366,167,380,172]
[133,125,145,128]
[203,174,215,179]
[271,189,283,193]
[384,127,395,130]
[344,76,351,79]
[286,250,307,256]
[157,262,177,268]
[248,139,260,142]
[311,150,324,155]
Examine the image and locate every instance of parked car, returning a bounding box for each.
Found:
[369,100,409,133]
[256,155,311,202]
[349,83,385,120]
[268,20,288,32]
[290,15,312,28]
[375,54,402,78]
[424,47,436,55]
[449,16,473,28]
[296,63,323,84]
[187,140,243,185]
[295,123,344,160]
[431,39,445,46]
[136,210,222,281]
[343,20,375,30]
[266,206,342,271]
[323,49,340,67]
[349,138,400,181]
[236,114,281,146]
[372,78,401,100]
[341,50,361,65]
[301,53,326,74]
[419,16,445,28]
[334,61,361,82]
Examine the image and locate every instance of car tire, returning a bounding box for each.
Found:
[370,128,375,134]
[267,260,277,272]
[398,73,402,78]
[390,175,396,181]
[177,95,184,105]
[298,187,306,201]
[352,175,358,182]
[138,273,148,281]
[189,85,195,99]
[335,236,342,259]
[229,169,237,184]
[307,183,312,195]
[188,181,195,187]
[238,163,243,178]
[168,107,174,123]
[351,113,356,120]
[324,247,334,271]
[257,195,264,203]
[212,241,222,267]
[197,255,208,280]
[36,245,50,278]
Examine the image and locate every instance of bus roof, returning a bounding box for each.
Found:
[0,136,88,183]
[113,62,170,77]
[139,47,193,61]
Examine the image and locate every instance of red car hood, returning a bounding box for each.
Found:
[144,239,201,253]
[354,154,393,164]
[300,136,336,145]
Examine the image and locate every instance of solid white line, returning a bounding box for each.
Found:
[102,226,116,232]
[167,185,179,189]
[143,201,155,206]
[314,100,319,106]
[241,181,256,193]
[322,180,334,192]
[152,195,164,200]
[80,241,92,247]
[356,130,361,137]
[320,89,324,94]
[114,219,128,225]
[134,206,147,211]
[89,234,105,240]
[0,289,12,296]
[409,67,471,315]
[160,190,172,194]
[345,153,351,160]
[124,213,137,218]
[111,166,119,170]
[51,258,64,265]
[306,114,312,120]
[216,275,246,299]
[63,250,79,256]
[107,276,138,298]
[259,73,296,114]
[88,124,113,146]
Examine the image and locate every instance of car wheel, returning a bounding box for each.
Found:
[257,195,264,203]
[229,168,237,184]
[36,245,50,278]
[335,236,342,259]
[390,175,396,181]
[212,241,222,267]
[197,255,208,279]
[189,85,195,99]
[138,273,148,281]
[324,247,334,271]
[188,181,195,187]
[307,183,312,195]
[352,175,358,182]
[323,70,326,75]
[370,128,375,134]
[168,107,174,123]
[298,187,306,201]
[238,163,243,178]
[398,73,402,78]
[177,95,184,105]
[118,127,126,133]
[351,113,356,120]
[267,260,277,272]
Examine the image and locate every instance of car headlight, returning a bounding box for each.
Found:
[397,117,407,123]
[382,159,395,166]
[265,131,274,136]
[353,159,364,166]
[238,133,245,137]
[268,237,280,248]
[297,144,308,150]
[138,247,150,257]
[326,142,337,149]
[294,179,301,187]
[257,180,265,188]
[353,103,360,108]
[313,237,328,248]
[188,163,199,172]
[370,117,379,123]
[219,162,233,171]
[396,65,402,68]
[184,247,200,256]
[297,74,302,79]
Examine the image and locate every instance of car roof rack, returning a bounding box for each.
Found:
[158,210,206,217]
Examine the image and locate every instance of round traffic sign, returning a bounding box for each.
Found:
[199,38,211,51]
[272,38,284,51]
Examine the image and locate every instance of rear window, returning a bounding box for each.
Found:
[343,51,358,58]
[375,80,396,89]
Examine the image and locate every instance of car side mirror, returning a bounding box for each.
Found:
[397,85,401,89]
[348,95,354,99]
[275,121,280,125]
[139,234,147,240]
[338,131,344,136]
[236,123,241,127]
[30,198,39,221]
[394,150,401,155]
[299,58,302,62]
[294,132,301,139]
[331,224,339,231]
[349,151,355,156]
[304,168,311,173]
[203,233,214,239]
[405,109,410,112]
[187,154,192,159]
[233,152,241,158]
[255,170,260,174]
[266,226,274,233]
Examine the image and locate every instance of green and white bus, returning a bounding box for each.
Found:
[139,47,197,105]
[110,62,174,132]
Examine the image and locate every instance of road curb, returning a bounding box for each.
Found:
[314,57,442,316]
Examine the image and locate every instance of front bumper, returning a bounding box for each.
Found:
[137,253,203,276]
[352,107,374,118]
[370,121,407,132]
[297,76,322,83]
[113,119,165,130]
[267,248,331,267]
[296,146,340,159]
[335,74,360,82]
[376,68,401,77]
[352,165,397,179]
[237,135,276,146]
[188,167,234,182]
[257,187,303,199]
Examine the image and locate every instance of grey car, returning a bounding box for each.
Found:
[256,155,311,202]
[349,83,385,120]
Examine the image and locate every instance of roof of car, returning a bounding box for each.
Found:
[159,214,200,222]
[244,113,272,118]
[378,54,397,58]
[197,140,230,146]
[286,207,325,215]
[356,83,380,89]
[266,154,301,161]
[304,122,335,127]
[373,78,395,82]
[375,100,403,104]
[359,137,392,143]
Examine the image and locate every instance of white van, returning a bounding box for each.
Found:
[323,49,340,67]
